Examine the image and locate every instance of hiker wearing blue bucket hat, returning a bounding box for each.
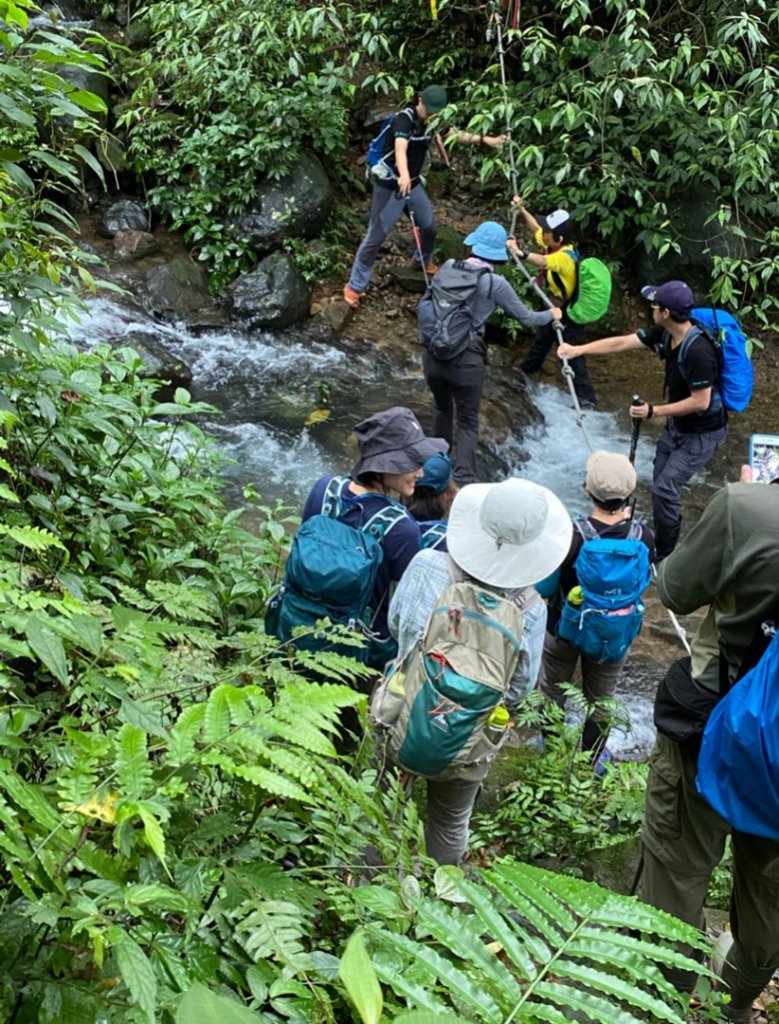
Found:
[343,86,508,309]
[417,221,561,485]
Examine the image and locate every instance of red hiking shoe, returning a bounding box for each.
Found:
[342,284,361,308]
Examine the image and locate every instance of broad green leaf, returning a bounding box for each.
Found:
[68,89,108,113]
[339,930,383,1024]
[115,931,157,1024]
[25,617,69,685]
[176,982,262,1023]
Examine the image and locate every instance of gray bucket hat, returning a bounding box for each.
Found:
[352,407,448,481]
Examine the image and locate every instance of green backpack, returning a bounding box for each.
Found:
[566,256,612,324]
[370,581,525,781]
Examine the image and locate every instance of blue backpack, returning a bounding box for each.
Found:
[696,617,779,840]
[557,518,651,664]
[366,106,414,175]
[419,520,447,551]
[265,477,408,668]
[683,307,754,413]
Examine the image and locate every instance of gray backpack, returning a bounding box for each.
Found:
[370,580,525,781]
[417,260,492,361]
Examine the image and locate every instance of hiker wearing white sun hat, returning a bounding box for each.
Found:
[385,478,572,865]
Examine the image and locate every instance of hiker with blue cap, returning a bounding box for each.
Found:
[417,220,561,485]
[557,279,727,557]
[343,85,508,309]
[400,452,458,552]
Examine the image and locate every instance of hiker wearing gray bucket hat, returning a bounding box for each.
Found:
[511,197,598,409]
[297,407,448,663]
[417,222,561,485]
[343,87,509,309]
[384,477,571,864]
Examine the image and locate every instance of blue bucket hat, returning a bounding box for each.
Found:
[416,452,453,495]
[464,221,508,261]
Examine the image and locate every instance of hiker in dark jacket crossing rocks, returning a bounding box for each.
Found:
[343,85,507,309]
[512,198,598,409]
[557,279,728,557]
[418,220,561,486]
[639,474,779,1022]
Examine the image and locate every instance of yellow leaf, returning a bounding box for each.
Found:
[486,940,504,954]
[69,791,119,824]
[305,408,331,426]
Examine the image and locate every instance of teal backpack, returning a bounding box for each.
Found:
[370,581,526,780]
[557,518,651,664]
[265,477,408,668]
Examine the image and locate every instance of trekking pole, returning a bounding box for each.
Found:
[408,210,430,290]
[628,394,643,465]
[508,249,596,453]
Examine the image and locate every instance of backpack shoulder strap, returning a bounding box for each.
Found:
[626,515,647,541]
[362,498,409,542]
[321,475,350,517]
[573,515,599,543]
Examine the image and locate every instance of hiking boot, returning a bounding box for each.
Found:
[342,284,361,308]
[424,261,438,275]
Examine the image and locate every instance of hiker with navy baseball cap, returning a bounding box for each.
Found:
[400,451,458,552]
[511,199,598,409]
[343,86,508,309]
[417,221,561,485]
[557,279,727,557]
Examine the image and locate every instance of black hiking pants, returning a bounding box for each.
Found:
[522,316,597,407]
[423,351,485,486]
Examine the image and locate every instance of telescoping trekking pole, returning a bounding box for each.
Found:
[629,394,644,465]
[409,211,430,290]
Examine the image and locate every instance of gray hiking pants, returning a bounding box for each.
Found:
[425,765,490,866]
[537,631,625,752]
[348,183,435,293]
[652,421,727,530]
[639,732,779,1010]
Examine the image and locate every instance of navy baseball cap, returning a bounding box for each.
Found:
[641,280,694,317]
[417,452,453,494]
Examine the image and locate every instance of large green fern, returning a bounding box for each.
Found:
[363,861,709,1024]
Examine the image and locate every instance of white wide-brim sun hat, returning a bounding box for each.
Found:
[447,478,573,589]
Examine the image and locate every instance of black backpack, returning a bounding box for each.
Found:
[417,260,492,361]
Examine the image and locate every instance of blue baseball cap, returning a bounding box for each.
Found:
[416,452,453,494]
[464,221,508,261]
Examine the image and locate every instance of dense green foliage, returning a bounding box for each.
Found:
[0,4,738,1021]
[112,0,779,324]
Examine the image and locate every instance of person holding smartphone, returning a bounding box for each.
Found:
[637,467,779,1022]
[557,280,728,557]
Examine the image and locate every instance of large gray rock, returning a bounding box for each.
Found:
[113,229,160,260]
[100,199,149,237]
[229,151,334,254]
[143,257,213,321]
[228,253,311,329]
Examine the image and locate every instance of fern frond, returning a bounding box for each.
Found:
[167,704,206,765]
[234,899,310,970]
[0,524,66,552]
[114,723,153,798]
[144,579,216,623]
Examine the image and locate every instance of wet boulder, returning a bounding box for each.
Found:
[229,151,334,255]
[113,229,160,260]
[228,253,311,329]
[143,257,214,322]
[100,199,149,238]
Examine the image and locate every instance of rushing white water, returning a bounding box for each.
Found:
[71,297,668,755]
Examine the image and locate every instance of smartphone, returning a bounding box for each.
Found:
[749,434,779,483]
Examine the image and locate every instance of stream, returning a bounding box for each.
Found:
[70,295,774,761]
